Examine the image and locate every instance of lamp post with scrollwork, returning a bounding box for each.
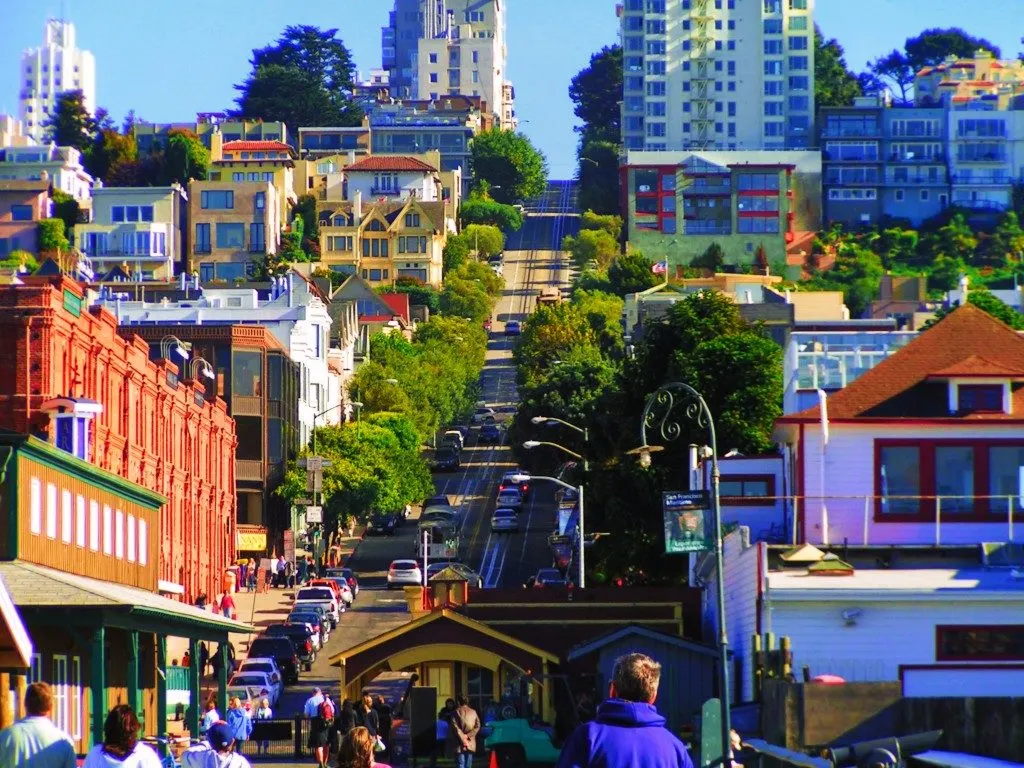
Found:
[630,382,731,767]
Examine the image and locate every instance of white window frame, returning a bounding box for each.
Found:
[52,655,68,735]
[70,657,82,740]
[89,500,99,551]
[30,477,41,535]
[103,504,112,555]
[127,513,136,562]
[46,483,57,539]
[139,519,148,566]
[115,509,124,560]
[75,495,86,548]
[61,490,72,544]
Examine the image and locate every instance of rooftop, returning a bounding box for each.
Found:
[346,155,437,173]
[767,567,1024,598]
[221,140,294,153]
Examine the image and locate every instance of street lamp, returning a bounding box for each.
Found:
[159,335,191,361]
[522,439,588,588]
[188,356,215,381]
[631,382,731,767]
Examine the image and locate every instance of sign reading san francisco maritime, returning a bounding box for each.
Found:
[663,491,711,554]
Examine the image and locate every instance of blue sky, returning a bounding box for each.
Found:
[1,1,1022,178]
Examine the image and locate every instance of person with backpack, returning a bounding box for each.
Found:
[309,693,335,768]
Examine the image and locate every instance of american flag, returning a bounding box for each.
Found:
[651,260,668,275]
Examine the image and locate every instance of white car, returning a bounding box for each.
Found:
[236,658,284,687]
[294,587,340,625]
[387,560,423,589]
[491,508,520,533]
[496,488,523,510]
[472,407,496,424]
[228,671,281,708]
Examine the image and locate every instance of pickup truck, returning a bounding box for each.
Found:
[293,586,340,627]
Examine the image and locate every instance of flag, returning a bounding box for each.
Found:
[652,260,668,275]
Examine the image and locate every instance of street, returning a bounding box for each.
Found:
[270,182,579,721]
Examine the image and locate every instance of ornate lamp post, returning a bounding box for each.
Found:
[631,382,731,766]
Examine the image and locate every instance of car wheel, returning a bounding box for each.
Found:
[494,744,526,768]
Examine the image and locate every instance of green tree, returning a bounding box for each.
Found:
[462,223,505,258]
[450,258,504,297]
[580,210,623,240]
[864,50,916,104]
[578,140,621,216]
[459,197,523,231]
[279,215,310,262]
[693,242,726,272]
[573,289,624,358]
[982,211,1024,265]
[802,242,884,317]
[514,302,596,385]
[44,90,95,152]
[87,128,138,180]
[924,213,978,264]
[37,218,70,253]
[925,290,1024,331]
[563,228,618,270]
[0,250,39,273]
[439,277,492,323]
[607,251,658,297]
[164,129,210,185]
[50,190,82,238]
[443,233,471,274]
[469,129,548,205]
[235,26,363,130]
[814,25,862,107]
[294,194,320,256]
[382,276,441,313]
[568,45,623,145]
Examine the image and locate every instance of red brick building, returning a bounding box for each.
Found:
[0,276,237,601]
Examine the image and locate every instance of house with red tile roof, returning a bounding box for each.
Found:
[774,304,1024,547]
[208,132,297,228]
[345,154,444,203]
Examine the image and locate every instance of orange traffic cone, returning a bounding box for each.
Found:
[489,751,499,768]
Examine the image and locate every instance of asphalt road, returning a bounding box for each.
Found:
[271,182,579,721]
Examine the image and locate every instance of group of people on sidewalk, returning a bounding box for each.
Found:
[304,687,395,768]
[235,554,323,592]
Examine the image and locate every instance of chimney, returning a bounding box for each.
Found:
[959,274,969,303]
[210,127,223,162]
[354,190,363,224]
[348,150,356,166]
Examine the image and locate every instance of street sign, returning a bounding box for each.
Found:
[283,529,295,565]
[663,491,711,554]
[293,498,313,506]
[301,457,324,471]
[305,505,323,524]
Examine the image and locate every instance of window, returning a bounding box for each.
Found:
[788,55,809,70]
[720,475,776,505]
[764,40,783,55]
[789,95,810,112]
[989,446,1024,513]
[647,60,666,76]
[115,509,124,559]
[937,625,1024,661]
[879,445,921,516]
[195,223,211,253]
[112,206,125,223]
[11,204,32,221]
[959,384,1003,413]
[232,172,244,183]
[75,495,85,548]
[647,102,666,117]
[764,19,782,34]
[139,519,148,566]
[789,75,809,91]
[30,477,41,535]
[647,81,666,97]
[254,192,265,211]
[788,36,808,50]
[53,656,68,735]
[103,504,112,554]
[127,513,136,562]
[894,189,905,202]
[737,218,780,233]
[789,15,808,29]
[61,490,72,544]
[405,213,421,227]
[46,483,57,540]
[200,190,234,209]
[737,173,780,191]
[232,350,262,397]
[764,81,784,96]
[216,223,245,249]
[89,500,99,551]
[140,205,154,222]
[249,223,265,252]
[764,61,783,75]
[430,72,438,83]
[935,446,974,513]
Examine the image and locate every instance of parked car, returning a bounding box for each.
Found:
[425,494,453,508]
[432,448,461,471]
[289,604,331,635]
[367,511,400,536]
[387,560,423,589]
[228,671,282,708]
[471,406,497,424]
[496,488,523,511]
[442,429,465,451]
[325,567,360,597]
[479,423,502,443]
[490,508,520,533]
[293,586,340,626]
[504,320,522,336]
[308,579,353,609]
[262,624,316,671]
[246,636,300,684]
[286,611,327,648]
[500,471,530,497]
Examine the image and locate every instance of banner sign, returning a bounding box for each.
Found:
[663,491,711,554]
[237,527,268,552]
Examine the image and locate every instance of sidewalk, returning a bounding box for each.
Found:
[166,529,366,698]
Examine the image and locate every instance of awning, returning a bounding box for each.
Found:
[0,561,252,639]
[0,573,32,668]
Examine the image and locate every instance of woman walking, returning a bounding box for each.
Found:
[337,726,390,768]
[254,696,273,756]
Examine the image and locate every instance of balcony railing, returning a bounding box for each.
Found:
[742,494,1022,547]
[236,459,266,483]
[820,126,881,138]
[370,187,402,196]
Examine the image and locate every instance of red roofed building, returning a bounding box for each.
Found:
[345,154,443,203]
[914,50,1024,107]
[775,304,1024,547]
[209,130,297,228]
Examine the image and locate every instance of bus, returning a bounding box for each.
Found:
[415,518,460,561]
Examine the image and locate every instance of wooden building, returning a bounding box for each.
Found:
[0,430,248,753]
[0,276,237,602]
[0,571,32,729]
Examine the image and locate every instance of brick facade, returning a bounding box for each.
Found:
[0,276,237,601]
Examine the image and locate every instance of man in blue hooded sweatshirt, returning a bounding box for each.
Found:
[556,653,694,768]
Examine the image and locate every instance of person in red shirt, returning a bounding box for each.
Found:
[219,592,236,619]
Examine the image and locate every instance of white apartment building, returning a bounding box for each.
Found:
[620,0,814,151]
[383,0,516,129]
[0,144,93,203]
[18,19,96,144]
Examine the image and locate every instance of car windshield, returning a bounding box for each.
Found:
[392,561,418,570]
[494,509,516,518]
[240,663,273,672]
[231,676,266,686]
[296,589,333,600]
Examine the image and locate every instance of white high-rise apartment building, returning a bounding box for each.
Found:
[382,0,516,129]
[620,0,814,151]
[18,19,96,144]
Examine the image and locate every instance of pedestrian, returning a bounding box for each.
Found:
[331,699,356,761]
[446,694,480,768]
[285,560,295,589]
[303,687,325,719]
[201,698,221,737]
[337,726,391,768]
[297,556,307,585]
[181,650,191,668]
[180,733,214,768]
[219,591,237,619]
[227,697,253,746]
[248,558,258,591]
[207,721,252,768]
[263,557,274,592]
[82,704,162,768]
[555,653,693,768]
[309,693,335,768]
[0,682,76,767]
[238,561,248,592]
[373,696,393,760]
[195,592,208,610]
[276,556,286,588]
[254,697,273,756]
[355,693,378,740]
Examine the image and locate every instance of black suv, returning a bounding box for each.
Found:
[247,635,300,684]
[263,624,317,670]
